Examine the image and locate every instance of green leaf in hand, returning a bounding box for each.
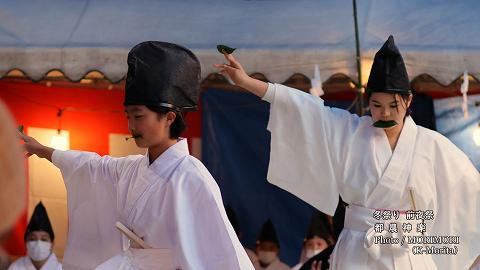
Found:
[217,44,236,54]
[18,125,24,134]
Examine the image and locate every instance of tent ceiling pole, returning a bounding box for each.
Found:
[353,0,364,116]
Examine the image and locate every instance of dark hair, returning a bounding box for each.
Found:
[146,106,186,139]
[366,92,412,116]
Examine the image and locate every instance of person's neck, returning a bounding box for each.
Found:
[383,122,403,151]
[148,138,178,164]
[31,257,48,270]
[259,260,273,268]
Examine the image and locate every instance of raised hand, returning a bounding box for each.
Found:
[214,53,249,87]
[214,53,268,98]
[18,132,54,161]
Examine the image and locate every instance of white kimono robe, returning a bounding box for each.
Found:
[52,139,254,270]
[263,83,480,270]
[8,254,62,270]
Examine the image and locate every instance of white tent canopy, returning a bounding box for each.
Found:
[1,0,479,84]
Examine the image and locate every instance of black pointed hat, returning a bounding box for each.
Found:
[24,202,54,241]
[225,205,240,235]
[257,219,279,246]
[124,41,201,112]
[366,35,411,94]
[305,211,331,240]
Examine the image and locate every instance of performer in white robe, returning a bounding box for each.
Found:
[21,41,254,270]
[215,36,479,270]
[53,138,250,270]
[253,219,290,270]
[8,202,62,270]
[291,212,334,270]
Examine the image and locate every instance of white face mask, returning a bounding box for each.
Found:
[305,248,324,259]
[26,240,52,261]
[257,251,277,265]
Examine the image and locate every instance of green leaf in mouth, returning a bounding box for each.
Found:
[217,44,236,54]
[372,120,398,128]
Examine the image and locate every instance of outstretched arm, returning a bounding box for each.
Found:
[18,130,131,186]
[214,53,268,98]
[19,132,54,162]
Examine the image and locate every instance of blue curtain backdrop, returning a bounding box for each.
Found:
[201,87,438,265]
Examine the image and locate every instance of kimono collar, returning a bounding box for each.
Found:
[382,116,417,181]
[366,116,418,207]
[27,253,60,269]
[146,138,190,173]
[43,253,60,268]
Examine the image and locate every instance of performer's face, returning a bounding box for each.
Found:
[25,231,53,262]
[256,241,279,265]
[369,92,412,130]
[125,105,175,147]
[305,236,328,251]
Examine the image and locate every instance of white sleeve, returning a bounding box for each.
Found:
[51,150,131,269]
[52,150,122,185]
[430,143,480,270]
[173,168,254,270]
[261,82,276,103]
[265,83,361,215]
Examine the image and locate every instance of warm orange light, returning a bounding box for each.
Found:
[361,58,374,86]
[51,131,69,150]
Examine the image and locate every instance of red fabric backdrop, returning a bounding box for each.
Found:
[0,80,201,255]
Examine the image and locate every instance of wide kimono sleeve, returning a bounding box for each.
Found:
[51,150,137,270]
[171,160,254,270]
[263,83,361,216]
[52,150,124,186]
[429,139,480,270]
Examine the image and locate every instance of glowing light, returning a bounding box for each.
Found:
[51,131,69,150]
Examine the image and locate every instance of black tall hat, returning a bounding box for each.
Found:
[24,202,54,241]
[366,35,411,94]
[257,219,280,247]
[305,211,332,240]
[225,205,240,235]
[124,41,201,112]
